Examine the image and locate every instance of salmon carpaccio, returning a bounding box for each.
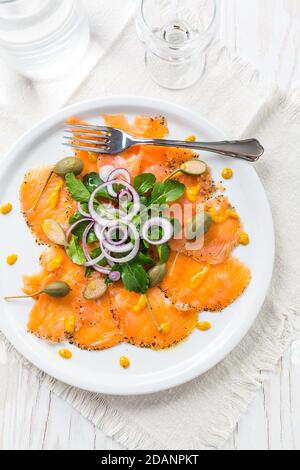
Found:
[19,114,251,351]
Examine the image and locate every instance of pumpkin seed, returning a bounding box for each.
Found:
[181,160,207,176]
[148,263,167,288]
[54,157,83,177]
[185,211,212,241]
[83,278,108,300]
[42,219,68,246]
[4,281,71,300]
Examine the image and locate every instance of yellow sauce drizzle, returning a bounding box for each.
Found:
[133,294,148,313]
[159,322,171,335]
[65,315,76,335]
[196,321,212,331]
[209,207,239,224]
[120,356,130,369]
[47,178,64,210]
[0,203,13,215]
[185,135,196,142]
[222,168,233,180]
[88,152,98,163]
[239,232,250,246]
[58,349,72,360]
[6,254,18,266]
[45,253,63,272]
[186,184,201,203]
[189,266,210,289]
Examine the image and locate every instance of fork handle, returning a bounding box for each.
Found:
[136,138,264,162]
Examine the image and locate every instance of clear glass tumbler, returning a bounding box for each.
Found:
[0,0,90,81]
[136,0,217,90]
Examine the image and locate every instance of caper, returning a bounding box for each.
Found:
[181,160,207,176]
[164,159,207,182]
[53,157,83,177]
[42,219,68,247]
[43,281,71,298]
[4,281,71,300]
[83,278,108,300]
[148,263,167,288]
[33,157,83,210]
[185,211,212,241]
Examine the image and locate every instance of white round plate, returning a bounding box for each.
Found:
[0,97,275,395]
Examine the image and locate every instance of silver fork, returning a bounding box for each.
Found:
[63,123,264,162]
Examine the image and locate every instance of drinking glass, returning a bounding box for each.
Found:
[136,0,217,89]
[0,0,90,81]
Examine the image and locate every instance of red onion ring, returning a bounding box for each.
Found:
[99,222,140,264]
[107,168,130,198]
[88,181,126,227]
[99,165,115,182]
[89,181,140,225]
[118,189,133,203]
[109,271,121,282]
[142,217,173,246]
[103,223,129,246]
[77,202,91,219]
[81,222,111,273]
[66,217,93,240]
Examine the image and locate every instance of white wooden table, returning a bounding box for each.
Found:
[1,0,300,450]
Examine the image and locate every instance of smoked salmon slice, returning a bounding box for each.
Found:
[103,115,169,139]
[24,247,122,349]
[162,252,251,312]
[110,286,197,349]
[20,166,76,245]
[170,196,242,265]
[72,292,122,351]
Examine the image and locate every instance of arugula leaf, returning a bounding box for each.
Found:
[82,172,113,200]
[120,262,150,294]
[150,180,185,205]
[85,266,94,277]
[66,173,90,203]
[134,252,155,267]
[66,235,86,266]
[134,173,156,195]
[83,172,101,193]
[84,247,107,277]
[157,244,171,263]
[68,211,97,243]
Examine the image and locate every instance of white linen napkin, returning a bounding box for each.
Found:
[0,2,299,450]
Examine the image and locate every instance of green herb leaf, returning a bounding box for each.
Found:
[150,180,185,205]
[85,267,94,277]
[121,262,150,294]
[66,235,86,266]
[68,212,97,243]
[134,173,156,195]
[66,173,90,203]
[157,244,171,263]
[134,252,155,267]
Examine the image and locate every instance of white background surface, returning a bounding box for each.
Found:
[1,0,300,450]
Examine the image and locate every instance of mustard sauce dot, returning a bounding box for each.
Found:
[58,349,73,360]
[196,321,212,331]
[0,203,13,215]
[120,356,130,369]
[222,168,233,180]
[185,135,196,142]
[6,254,18,266]
[239,232,250,246]
[159,322,171,335]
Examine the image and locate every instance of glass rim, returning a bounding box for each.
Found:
[0,0,52,23]
[137,0,217,47]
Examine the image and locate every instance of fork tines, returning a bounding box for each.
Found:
[63,123,111,153]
